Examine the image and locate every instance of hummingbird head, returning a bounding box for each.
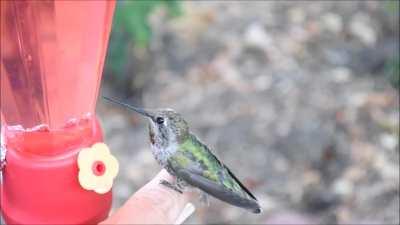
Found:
[103,96,189,149]
[146,109,189,149]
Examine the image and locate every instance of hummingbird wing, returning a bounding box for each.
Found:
[168,134,261,213]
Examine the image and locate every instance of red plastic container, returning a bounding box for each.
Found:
[0,1,115,224]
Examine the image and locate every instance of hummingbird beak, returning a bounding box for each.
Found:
[102,96,154,119]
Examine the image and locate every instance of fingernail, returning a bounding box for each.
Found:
[174,203,195,225]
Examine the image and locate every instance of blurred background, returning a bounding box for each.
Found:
[98,1,399,224]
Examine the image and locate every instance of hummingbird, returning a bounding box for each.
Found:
[103,96,261,213]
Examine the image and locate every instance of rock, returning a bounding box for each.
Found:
[302,186,340,212]
[373,153,400,180]
[288,7,306,24]
[366,92,394,107]
[333,178,354,197]
[336,206,352,223]
[330,67,352,83]
[350,40,398,75]
[343,166,367,182]
[288,25,309,45]
[322,13,343,34]
[351,141,377,165]
[302,170,321,186]
[349,13,377,46]
[243,22,272,50]
[379,133,398,150]
[348,92,368,108]
[323,48,351,66]
[252,75,272,91]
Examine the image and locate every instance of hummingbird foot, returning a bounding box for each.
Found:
[160,179,183,194]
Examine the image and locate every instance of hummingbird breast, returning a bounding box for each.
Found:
[150,142,177,169]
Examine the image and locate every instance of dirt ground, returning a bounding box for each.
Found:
[98,1,399,224]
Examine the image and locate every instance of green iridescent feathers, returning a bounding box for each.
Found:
[168,134,261,213]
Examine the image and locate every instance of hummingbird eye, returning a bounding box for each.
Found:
[156,117,164,124]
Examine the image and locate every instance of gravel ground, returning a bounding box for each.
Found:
[98,1,399,224]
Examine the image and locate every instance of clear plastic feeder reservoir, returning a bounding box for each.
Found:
[0,1,116,224]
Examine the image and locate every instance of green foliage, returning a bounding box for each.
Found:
[385,0,399,13]
[105,0,181,77]
[114,0,180,47]
[385,55,400,89]
[383,1,399,90]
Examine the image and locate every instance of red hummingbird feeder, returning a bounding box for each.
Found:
[1,1,117,224]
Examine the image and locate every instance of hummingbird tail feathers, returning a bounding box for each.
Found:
[246,199,262,214]
[178,169,262,214]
